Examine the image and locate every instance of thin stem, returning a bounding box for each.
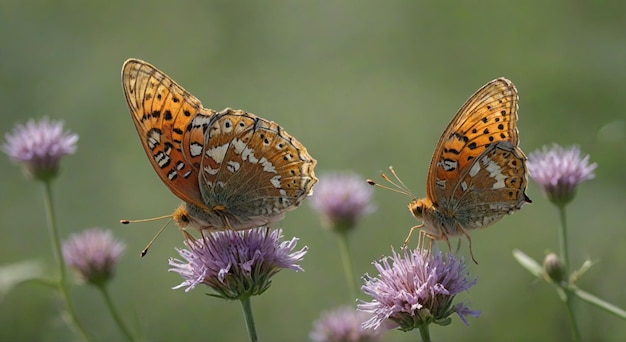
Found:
[555,203,580,341]
[97,284,135,342]
[557,204,569,271]
[43,181,66,290]
[337,231,358,301]
[43,181,91,341]
[417,324,431,342]
[564,292,581,341]
[239,296,258,342]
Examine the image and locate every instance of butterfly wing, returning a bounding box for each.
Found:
[426,78,525,210]
[197,109,317,227]
[449,140,530,229]
[121,58,208,209]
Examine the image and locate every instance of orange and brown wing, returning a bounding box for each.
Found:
[425,78,519,203]
[197,109,317,219]
[121,58,210,209]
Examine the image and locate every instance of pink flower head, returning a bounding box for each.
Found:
[3,117,78,181]
[358,248,479,331]
[309,172,375,232]
[528,144,597,205]
[63,229,125,286]
[169,228,307,299]
[310,305,387,342]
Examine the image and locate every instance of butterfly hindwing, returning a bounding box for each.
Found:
[445,140,529,229]
[198,109,317,219]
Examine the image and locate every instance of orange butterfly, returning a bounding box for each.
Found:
[370,78,531,262]
[121,59,317,250]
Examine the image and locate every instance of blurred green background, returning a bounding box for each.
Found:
[1,1,625,341]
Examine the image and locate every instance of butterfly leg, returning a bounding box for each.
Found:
[417,230,426,250]
[427,238,433,257]
[454,238,462,254]
[181,228,195,241]
[224,216,233,230]
[442,232,453,254]
[457,224,478,264]
[418,231,435,258]
[403,224,423,247]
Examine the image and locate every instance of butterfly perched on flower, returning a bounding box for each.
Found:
[121,59,317,246]
[369,78,531,262]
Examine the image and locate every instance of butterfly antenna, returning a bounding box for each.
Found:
[119,215,173,257]
[120,214,172,225]
[366,166,416,198]
[387,166,416,198]
[140,218,173,257]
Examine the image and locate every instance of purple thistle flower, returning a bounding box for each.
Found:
[309,172,376,232]
[169,227,307,299]
[62,229,126,286]
[310,305,387,342]
[358,248,479,332]
[2,117,78,181]
[528,144,597,205]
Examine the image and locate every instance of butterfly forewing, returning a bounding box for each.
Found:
[122,59,206,209]
[427,78,519,203]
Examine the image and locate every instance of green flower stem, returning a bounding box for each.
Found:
[564,292,581,341]
[418,324,431,342]
[239,296,258,342]
[571,287,626,320]
[556,203,580,341]
[337,231,358,301]
[42,181,91,341]
[96,284,135,341]
[557,204,569,270]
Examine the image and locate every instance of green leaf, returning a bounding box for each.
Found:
[512,249,543,278]
[570,259,595,284]
[0,260,45,300]
[571,287,626,320]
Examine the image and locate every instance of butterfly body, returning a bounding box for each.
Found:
[122,59,317,233]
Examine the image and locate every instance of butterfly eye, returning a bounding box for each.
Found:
[180,213,190,223]
[408,199,423,219]
[415,205,423,215]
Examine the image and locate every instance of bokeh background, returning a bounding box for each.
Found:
[1,1,625,341]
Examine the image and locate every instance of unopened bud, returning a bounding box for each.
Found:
[543,253,566,284]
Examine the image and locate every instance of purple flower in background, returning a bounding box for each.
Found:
[310,305,387,342]
[62,229,126,286]
[358,248,479,332]
[2,117,78,181]
[309,172,375,232]
[528,144,597,205]
[169,227,307,299]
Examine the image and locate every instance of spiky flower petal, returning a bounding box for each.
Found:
[358,248,479,332]
[309,172,375,232]
[310,305,387,342]
[62,229,125,286]
[3,117,78,181]
[528,144,597,205]
[169,228,307,299]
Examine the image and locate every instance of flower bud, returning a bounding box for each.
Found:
[543,253,566,284]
